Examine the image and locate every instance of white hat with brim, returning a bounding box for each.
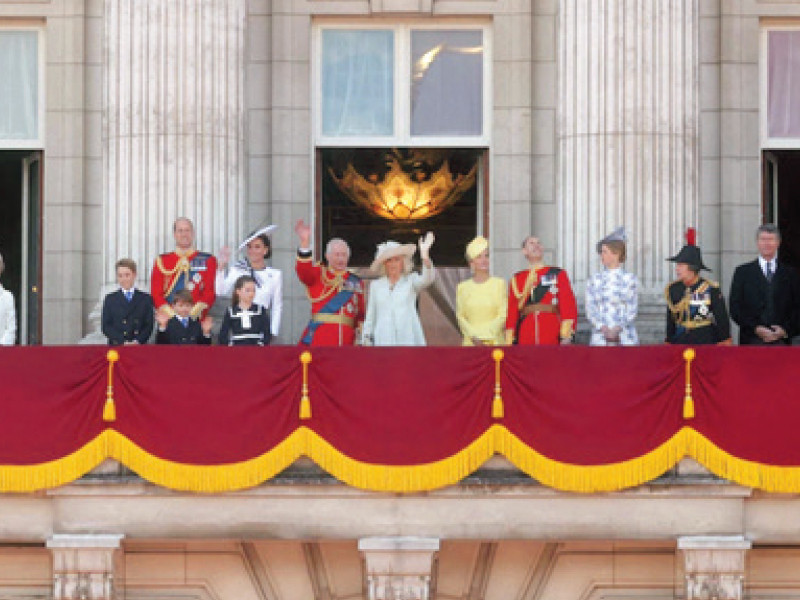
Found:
[238,224,278,252]
[370,240,417,273]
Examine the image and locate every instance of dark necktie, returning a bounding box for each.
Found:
[766,262,774,283]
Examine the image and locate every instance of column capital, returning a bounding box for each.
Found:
[678,535,751,600]
[358,537,440,600]
[47,533,124,600]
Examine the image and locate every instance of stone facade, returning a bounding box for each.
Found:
[2,0,800,594]
[0,0,792,343]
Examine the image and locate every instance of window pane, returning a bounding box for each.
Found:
[411,30,483,136]
[0,31,38,141]
[768,31,800,138]
[322,30,394,137]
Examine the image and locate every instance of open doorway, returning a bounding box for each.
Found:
[0,150,42,344]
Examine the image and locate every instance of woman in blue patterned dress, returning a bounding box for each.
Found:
[585,227,639,346]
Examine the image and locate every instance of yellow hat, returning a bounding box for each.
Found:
[465,236,489,262]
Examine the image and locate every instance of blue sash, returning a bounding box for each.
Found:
[300,283,358,345]
[166,252,212,304]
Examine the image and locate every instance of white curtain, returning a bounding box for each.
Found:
[768,31,800,139]
[0,31,38,141]
[322,30,394,137]
[411,30,483,136]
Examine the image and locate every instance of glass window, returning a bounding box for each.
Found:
[768,30,800,139]
[0,31,38,141]
[321,30,394,137]
[410,30,483,136]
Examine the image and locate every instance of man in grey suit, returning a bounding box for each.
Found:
[729,224,800,345]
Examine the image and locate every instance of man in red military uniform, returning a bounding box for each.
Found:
[506,235,577,345]
[294,219,365,346]
[151,217,217,320]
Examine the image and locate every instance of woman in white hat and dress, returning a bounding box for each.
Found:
[361,232,436,346]
[455,236,507,345]
[585,227,639,346]
[216,225,282,339]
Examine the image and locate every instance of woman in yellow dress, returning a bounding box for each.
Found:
[456,236,508,345]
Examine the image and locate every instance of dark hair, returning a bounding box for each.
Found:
[231,275,256,306]
[115,258,137,273]
[173,289,194,304]
[248,234,272,260]
[757,224,781,240]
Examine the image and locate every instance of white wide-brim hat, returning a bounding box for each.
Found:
[370,240,417,273]
[238,224,277,252]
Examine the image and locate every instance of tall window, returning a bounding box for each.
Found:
[315,22,491,147]
[313,21,491,266]
[0,28,42,147]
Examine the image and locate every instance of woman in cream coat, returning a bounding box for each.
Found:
[362,233,435,346]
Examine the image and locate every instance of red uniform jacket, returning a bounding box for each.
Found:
[151,250,217,319]
[506,266,577,345]
[296,254,365,346]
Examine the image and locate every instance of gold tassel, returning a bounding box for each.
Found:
[492,349,504,419]
[682,348,695,420]
[103,349,120,422]
[299,351,312,420]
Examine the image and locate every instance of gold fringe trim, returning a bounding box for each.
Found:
[303,426,499,492]
[104,429,305,493]
[684,429,800,493]
[0,433,108,492]
[7,427,800,493]
[497,427,691,493]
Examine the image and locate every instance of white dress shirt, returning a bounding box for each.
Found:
[0,282,17,346]
[759,255,777,279]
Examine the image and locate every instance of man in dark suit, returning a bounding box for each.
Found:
[729,224,800,345]
[102,258,155,345]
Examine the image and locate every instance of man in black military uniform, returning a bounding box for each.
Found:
[101,258,155,345]
[665,235,731,345]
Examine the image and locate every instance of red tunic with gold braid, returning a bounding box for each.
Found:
[505,266,577,345]
[296,253,365,346]
[151,249,217,319]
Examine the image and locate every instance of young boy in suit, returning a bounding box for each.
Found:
[101,258,155,345]
[156,289,213,345]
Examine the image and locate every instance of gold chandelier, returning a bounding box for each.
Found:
[329,151,477,222]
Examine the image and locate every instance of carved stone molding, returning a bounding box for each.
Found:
[369,0,433,13]
[359,537,440,600]
[678,536,751,600]
[47,534,124,600]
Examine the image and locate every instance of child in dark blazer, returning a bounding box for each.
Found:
[101,258,155,345]
[156,289,213,345]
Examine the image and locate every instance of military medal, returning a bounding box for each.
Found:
[186,282,195,291]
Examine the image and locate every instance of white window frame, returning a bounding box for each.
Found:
[760,21,800,150]
[312,18,492,148]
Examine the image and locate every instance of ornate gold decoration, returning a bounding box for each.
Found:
[103,350,119,422]
[329,151,477,222]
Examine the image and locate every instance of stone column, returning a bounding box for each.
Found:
[103,0,245,285]
[358,537,440,600]
[678,536,751,600]
[47,534,124,600]
[557,0,699,299]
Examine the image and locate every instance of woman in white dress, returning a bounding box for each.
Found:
[585,227,639,346]
[362,232,435,346]
[0,252,16,346]
[217,225,282,338]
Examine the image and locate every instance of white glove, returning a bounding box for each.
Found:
[418,232,435,261]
